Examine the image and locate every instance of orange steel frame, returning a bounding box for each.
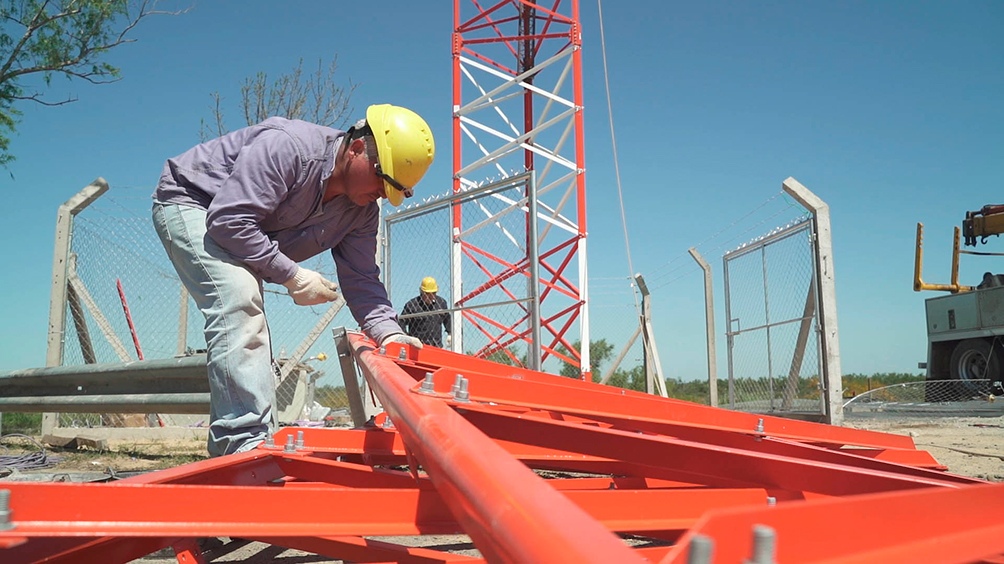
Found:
[2,332,1003,563]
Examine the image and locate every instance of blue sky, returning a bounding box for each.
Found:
[1,1,1001,380]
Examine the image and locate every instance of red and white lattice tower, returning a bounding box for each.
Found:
[452,0,591,379]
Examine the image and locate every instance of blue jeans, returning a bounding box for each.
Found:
[152,202,276,456]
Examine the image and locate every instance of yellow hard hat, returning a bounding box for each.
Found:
[366,104,435,207]
[420,276,438,293]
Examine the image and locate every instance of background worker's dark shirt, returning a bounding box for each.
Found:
[401,294,451,346]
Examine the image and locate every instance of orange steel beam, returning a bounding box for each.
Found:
[352,336,645,563]
[3,481,756,537]
[266,427,720,484]
[662,481,1004,564]
[1,333,999,563]
[283,412,946,479]
[308,425,941,493]
[10,537,188,564]
[464,405,957,479]
[409,347,915,449]
[373,347,971,490]
[453,405,976,495]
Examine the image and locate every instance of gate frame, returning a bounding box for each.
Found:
[722,177,843,424]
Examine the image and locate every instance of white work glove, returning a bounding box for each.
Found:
[445,334,452,348]
[380,333,424,349]
[282,267,339,306]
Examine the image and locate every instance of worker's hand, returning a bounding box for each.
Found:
[445,334,452,348]
[380,333,424,349]
[282,267,339,306]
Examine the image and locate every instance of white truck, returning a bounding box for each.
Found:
[916,205,1004,397]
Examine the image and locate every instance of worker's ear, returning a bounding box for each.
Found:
[348,137,367,156]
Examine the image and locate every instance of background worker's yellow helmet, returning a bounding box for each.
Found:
[420,276,439,293]
[366,104,436,207]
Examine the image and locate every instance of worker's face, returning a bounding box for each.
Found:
[421,291,436,304]
[344,138,386,206]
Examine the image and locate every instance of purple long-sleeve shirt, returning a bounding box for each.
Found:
[154,117,402,342]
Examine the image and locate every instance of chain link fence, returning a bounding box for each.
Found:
[723,216,825,416]
[384,175,543,368]
[844,379,1004,417]
[52,183,357,431]
[383,172,648,383]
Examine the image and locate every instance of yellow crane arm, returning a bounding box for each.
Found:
[963,205,1004,247]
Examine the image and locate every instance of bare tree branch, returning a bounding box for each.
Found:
[11,91,75,105]
[198,91,225,142]
[204,55,355,139]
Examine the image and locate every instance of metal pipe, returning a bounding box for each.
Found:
[0,355,208,397]
[527,170,542,371]
[352,334,644,563]
[332,327,368,427]
[723,252,736,409]
[116,278,144,360]
[0,394,209,413]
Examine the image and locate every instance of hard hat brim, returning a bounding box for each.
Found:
[367,105,404,207]
[384,179,405,206]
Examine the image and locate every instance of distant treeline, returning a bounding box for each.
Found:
[842,372,925,398]
[0,372,927,435]
[662,372,926,405]
[310,371,926,410]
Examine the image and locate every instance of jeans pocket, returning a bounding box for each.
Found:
[152,203,173,244]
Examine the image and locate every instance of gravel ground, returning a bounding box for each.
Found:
[844,414,1004,482]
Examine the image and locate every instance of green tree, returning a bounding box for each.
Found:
[199,55,355,141]
[607,364,646,392]
[481,346,526,367]
[0,0,184,167]
[664,377,711,404]
[556,338,615,378]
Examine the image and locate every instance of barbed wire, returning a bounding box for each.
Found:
[646,193,806,293]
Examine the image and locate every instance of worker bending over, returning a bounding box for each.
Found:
[152,104,434,456]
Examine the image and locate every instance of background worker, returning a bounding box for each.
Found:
[401,276,452,347]
[152,104,433,457]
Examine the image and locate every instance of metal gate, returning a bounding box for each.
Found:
[723,216,826,418]
[722,178,844,423]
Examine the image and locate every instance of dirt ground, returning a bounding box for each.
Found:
[4,415,1000,481]
[844,414,1004,482]
[1,415,1001,562]
[0,435,207,480]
